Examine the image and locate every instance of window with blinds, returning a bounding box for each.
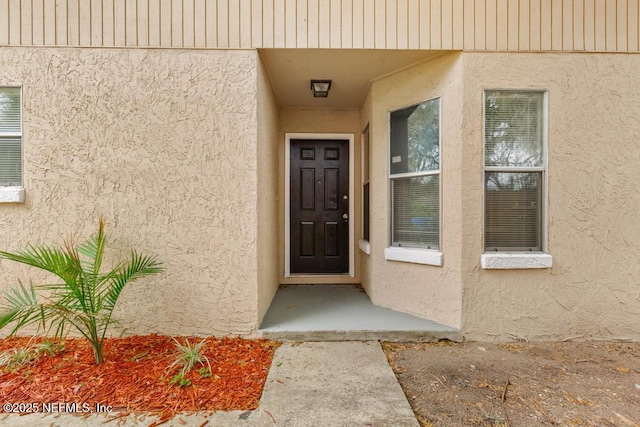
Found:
[389,98,440,249]
[484,90,546,251]
[0,88,22,187]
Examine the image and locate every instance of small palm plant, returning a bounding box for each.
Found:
[0,218,163,364]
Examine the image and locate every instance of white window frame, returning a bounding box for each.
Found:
[0,86,24,203]
[385,97,443,267]
[482,89,551,269]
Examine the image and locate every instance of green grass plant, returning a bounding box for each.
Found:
[168,337,212,385]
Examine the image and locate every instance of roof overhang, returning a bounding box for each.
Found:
[259,49,446,109]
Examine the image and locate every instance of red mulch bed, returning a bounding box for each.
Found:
[0,335,279,425]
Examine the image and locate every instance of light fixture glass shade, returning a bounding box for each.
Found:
[311,80,332,98]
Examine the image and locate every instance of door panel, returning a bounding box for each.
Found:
[300,169,315,210]
[324,168,339,210]
[324,222,339,256]
[300,222,315,256]
[291,139,349,274]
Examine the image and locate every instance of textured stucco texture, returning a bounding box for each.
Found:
[256,53,280,324]
[361,53,464,330]
[460,52,640,341]
[0,47,265,336]
[2,46,640,342]
[360,51,640,341]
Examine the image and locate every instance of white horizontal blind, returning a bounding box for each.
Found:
[484,91,545,251]
[485,172,541,250]
[0,88,21,133]
[0,88,22,186]
[393,175,439,249]
[0,138,22,186]
[390,98,440,249]
[485,92,543,168]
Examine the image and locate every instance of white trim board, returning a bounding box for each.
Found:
[0,187,25,203]
[481,253,552,269]
[384,246,443,266]
[285,133,355,278]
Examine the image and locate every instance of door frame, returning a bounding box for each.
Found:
[285,133,355,278]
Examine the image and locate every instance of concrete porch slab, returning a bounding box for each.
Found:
[259,284,461,342]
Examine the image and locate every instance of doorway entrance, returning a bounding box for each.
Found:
[285,133,355,277]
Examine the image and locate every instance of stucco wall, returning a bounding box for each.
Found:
[359,90,373,296]
[256,53,280,324]
[363,53,464,329]
[0,47,262,336]
[3,46,638,342]
[461,52,640,341]
[278,108,362,285]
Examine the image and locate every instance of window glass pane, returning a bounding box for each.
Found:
[485,91,543,168]
[362,125,370,242]
[485,172,541,250]
[392,175,439,249]
[390,98,439,175]
[0,137,22,186]
[0,88,21,134]
[363,182,370,241]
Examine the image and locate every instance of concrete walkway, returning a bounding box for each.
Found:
[0,342,419,427]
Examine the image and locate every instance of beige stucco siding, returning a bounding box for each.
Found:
[359,51,640,340]
[359,90,373,296]
[1,44,639,342]
[0,47,263,336]
[2,1,639,52]
[459,52,640,341]
[362,53,464,329]
[256,52,280,324]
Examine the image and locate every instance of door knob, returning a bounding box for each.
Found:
[342,213,349,219]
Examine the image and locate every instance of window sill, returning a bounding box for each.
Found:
[481,253,552,269]
[359,239,371,255]
[0,187,24,203]
[384,246,443,266]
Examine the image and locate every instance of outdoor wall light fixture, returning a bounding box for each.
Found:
[310,80,332,98]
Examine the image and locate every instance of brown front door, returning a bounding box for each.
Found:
[290,139,349,274]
